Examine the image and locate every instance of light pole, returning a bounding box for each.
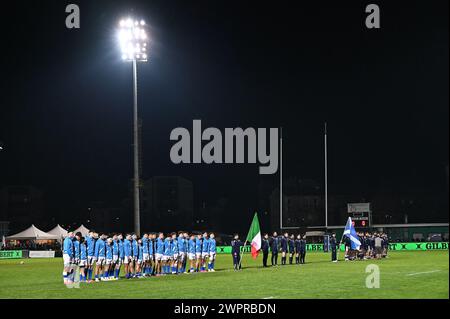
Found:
[118,18,148,236]
[324,122,328,230]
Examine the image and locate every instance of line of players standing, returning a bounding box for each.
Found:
[62,231,217,284]
[263,232,308,267]
[230,232,307,270]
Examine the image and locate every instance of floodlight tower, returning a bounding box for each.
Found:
[118,18,148,236]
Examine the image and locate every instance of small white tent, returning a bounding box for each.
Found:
[6,224,60,240]
[73,224,90,236]
[47,224,68,241]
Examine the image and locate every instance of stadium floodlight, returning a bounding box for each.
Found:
[118,18,149,62]
[117,17,149,236]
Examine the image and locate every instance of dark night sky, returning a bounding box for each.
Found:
[0,1,448,230]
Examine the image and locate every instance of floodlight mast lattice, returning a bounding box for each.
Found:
[118,18,149,236]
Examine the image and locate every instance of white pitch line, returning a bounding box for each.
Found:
[406,270,441,276]
[262,296,275,299]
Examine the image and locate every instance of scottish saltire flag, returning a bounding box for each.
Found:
[343,217,361,250]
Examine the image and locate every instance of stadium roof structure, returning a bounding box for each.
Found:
[73,224,90,236]
[6,224,60,240]
[47,224,68,240]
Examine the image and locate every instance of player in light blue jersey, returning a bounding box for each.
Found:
[148,233,155,276]
[111,234,120,280]
[73,232,81,266]
[163,236,172,274]
[115,234,124,279]
[62,232,75,284]
[104,238,113,281]
[123,234,133,279]
[171,233,179,274]
[94,234,106,282]
[195,234,203,272]
[79,237,88,282]
[142,234,151,277]
[177,232,186,273]
[187,234,196,273]
[155,233,165,276]
[85,231,97,282]
[131,234,139,277]
[208,233,217,272]
[135,239,144,278]
[201,232,210,272]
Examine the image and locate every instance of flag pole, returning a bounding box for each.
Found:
[337,217,350,261]
[237,240,248,270]
[336,230,345,261]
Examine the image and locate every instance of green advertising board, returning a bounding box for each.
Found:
[0,250,23,259]
[216,242,448,254]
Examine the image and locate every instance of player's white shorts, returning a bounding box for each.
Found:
[195,252,201,259]
[162,255,171,262]
[188,253,196,260]
[79,259,87,267]
[143,253,150,261]
[137,258,143,264]
[209,252,216,261]
[88,256,96,265]
[124,256,132,264]
[96,257,105,266]
[178,252,185,261]
[63,253,72,267]
[173,253,179,260]
[113,255,119,263]
[201,252,209,258]
[105,258,113,265]
[155,253,163,261]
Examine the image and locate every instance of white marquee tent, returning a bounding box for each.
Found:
[73,224,90,236]
[47,224,68,241]
[6,224,60,240]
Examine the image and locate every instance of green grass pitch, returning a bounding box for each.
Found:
[0,251,448,299]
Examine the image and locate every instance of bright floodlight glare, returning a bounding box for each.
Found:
[118,18,149,62]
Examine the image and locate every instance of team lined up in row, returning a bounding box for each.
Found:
[62,231,217,284]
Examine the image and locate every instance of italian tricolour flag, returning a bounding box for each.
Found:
[246,213,262,259]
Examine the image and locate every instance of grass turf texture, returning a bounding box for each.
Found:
[0,251,448,299]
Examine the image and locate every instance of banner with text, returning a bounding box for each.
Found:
[0,250,23,259]
[215,242,448,254]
